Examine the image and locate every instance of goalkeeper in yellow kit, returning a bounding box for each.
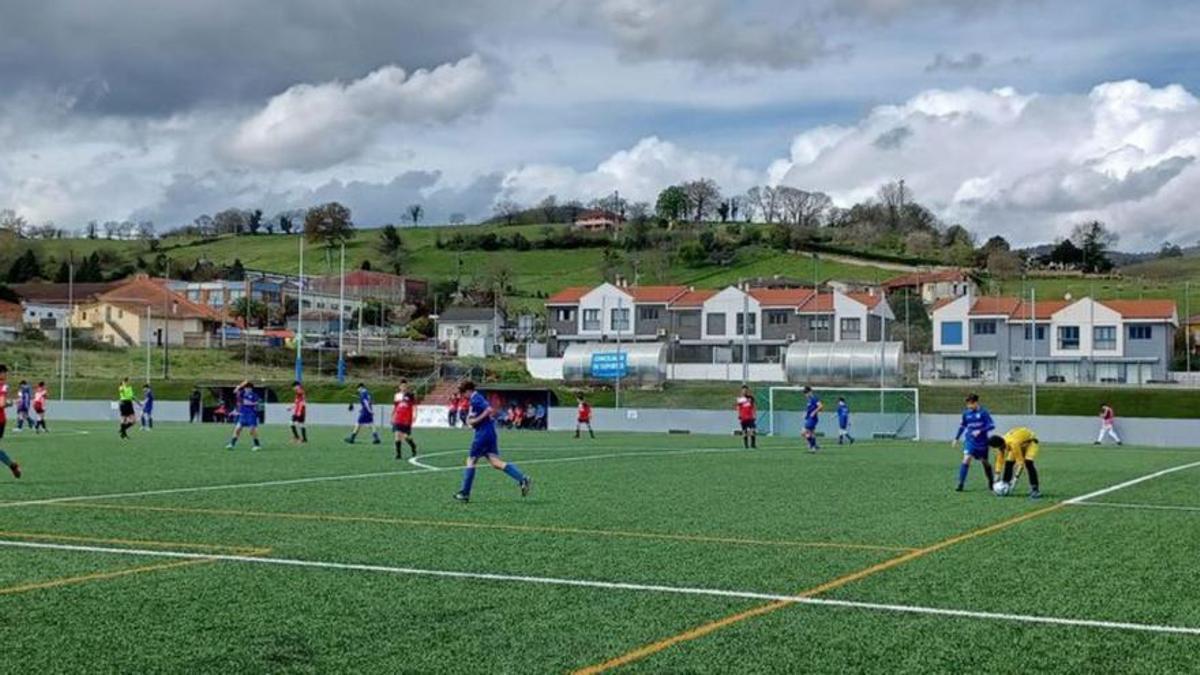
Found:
[987,427,1042,499]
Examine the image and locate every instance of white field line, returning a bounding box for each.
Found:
[1070,501,1200,514]
[3,538,1199,638]
[0,446,745,509]
[1064,460,1200,505]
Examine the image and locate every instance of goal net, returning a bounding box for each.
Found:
[765,387,920,440]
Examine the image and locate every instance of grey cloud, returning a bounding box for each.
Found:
[873,126,912,149]
[925,52,987,73]
[0,0,503,116]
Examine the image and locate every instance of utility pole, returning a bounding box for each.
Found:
[337,243,346,384]
[296,235,305,383]
[741,281,750,384]
[162,260,170,380]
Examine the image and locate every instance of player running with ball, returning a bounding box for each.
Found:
[952,393,997,492]
[454,380,531,503]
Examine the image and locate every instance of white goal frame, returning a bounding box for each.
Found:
[765,386,921,440]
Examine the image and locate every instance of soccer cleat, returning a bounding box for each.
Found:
[410,444,418,457]
[453,492,470,503]
[1029,489,1042,499]
[1093,441,1101,445]
[225,444,235,450]
[9,463,20,479]
[395,450,403,460]
[344,436,355,444]
[520,477,532,497]
[955,484,964,492]
[372,439,381,445]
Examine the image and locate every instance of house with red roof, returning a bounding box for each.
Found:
[573,209,624,232]
[68,275,227,347]
[931,292,1178,383]
[883,268,977,305]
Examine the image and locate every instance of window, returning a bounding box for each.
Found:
[941,321,963,346]
[808,317,830,331]
[118,309,124,319]
[766,310,790,326]
[973,320,997,335]
[840,318,861,340]
[1094,326,1117,350]
[1023,325,1046,341]
[1128,325,1152,340]
[554,308,575,323]
[582,309,601,331]
[707,312,726,336]
[610,307,630,332]
[639,306,660,321]
[736,312,757,336]
[1059,326,1080,350]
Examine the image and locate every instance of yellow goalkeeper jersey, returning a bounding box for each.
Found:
[994,426,1040,474]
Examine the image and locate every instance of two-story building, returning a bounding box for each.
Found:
[932,294,1177,383]
[545,282,895,362]
[884,269,977,305]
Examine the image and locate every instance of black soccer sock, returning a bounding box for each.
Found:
[743,434,749,448]
[407,438,417,452]
[301,427,307,442]
[1025,462,1040,490]
[751,434,756,448]
[395,440,403,455]
[290,424,300,440]
[1003,461,1015,484]
[982,462,995,486]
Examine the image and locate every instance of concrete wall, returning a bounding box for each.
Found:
[667,363,786,382]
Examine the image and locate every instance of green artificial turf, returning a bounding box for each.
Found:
[0,424,1198,673]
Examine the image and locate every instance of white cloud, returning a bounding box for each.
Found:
[776,80,1200,248]
[223,54,504,171]
[500,136,759,204]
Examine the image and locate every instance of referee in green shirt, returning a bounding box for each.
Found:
[118,377,137,439]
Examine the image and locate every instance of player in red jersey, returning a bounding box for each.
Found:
[574,394,594,439]
[0,364,23,478]
[1096,403,1122,445]
[289,381,308,444]
[736,385,758,449]
[32,381,48,433]
[391,380,418,459]
[456,393,470,427]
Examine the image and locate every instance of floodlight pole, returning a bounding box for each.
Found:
[1031,287,1038,416]
[615,295,623,410]
[145,305,151,383]
[295,235,305,383]
[337,243,346,384]
[741,281,750,384]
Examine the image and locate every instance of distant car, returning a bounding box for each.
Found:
[1045,375,1066,383]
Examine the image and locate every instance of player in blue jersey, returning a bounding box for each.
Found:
[836,397,854,445]
[345,383,382,445]
[952,393,996,492]
[454,380,531,503]
[139,383,155,430]
[0,365,23,478]
[14,380,31,432]
[226,380,262,451]
[802,386,823,452]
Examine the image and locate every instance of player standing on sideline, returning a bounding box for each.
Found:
[802,386,823,452]
[188,387,202,423]
[289,381,308,445]
[989,427,1043,499]
[117,377,137,439]
[139,383,154,430]
[226,381,262,451]
[345,383,382,445]
[447,392,459,428]
[736,386,757,449]
[32,381,48,432]
[0,364,23,478]
[456,393,470,428]
[1096,403,1122,446]
[391,380,418,459]
[454,380,531,503]
[952,393,996,492]
[836,397,854,445]
[575,394,595,439]
[15,380,30,431]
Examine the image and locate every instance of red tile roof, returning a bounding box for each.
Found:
[0,299,22,326]
[845,292,886,309]
[545,287,591,304]
[1100,299,1177,320]
[97,277,224,321]
[1009,299,1072,320]
[669,289,718,308]
[11,281,120,305]
[969,296,1022,316]
[748,288,816,307]
[883,269,971,289]
[626,286,688,304]
[798,293,835,313]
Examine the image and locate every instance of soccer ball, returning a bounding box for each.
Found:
[993,481,1011,497]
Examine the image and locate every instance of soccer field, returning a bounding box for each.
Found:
[1,424,1199,673]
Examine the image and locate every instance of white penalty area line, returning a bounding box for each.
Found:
[1064,460,1200,505]
[3,538,1199,639]
[1070,501,1200,514]
[0,446,746,509]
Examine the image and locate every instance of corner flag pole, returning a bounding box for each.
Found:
[295,235,305,383]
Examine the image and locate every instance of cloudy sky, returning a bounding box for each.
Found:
[1,0,1199,249]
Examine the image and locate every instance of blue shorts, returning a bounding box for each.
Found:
[963,445,988,461]
[237,413,258,429]
[16,404,28,414]
[804,417,819,431]
[469,434,499,458]
[358,411,374,425]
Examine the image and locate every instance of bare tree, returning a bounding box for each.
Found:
[136,221,156,241]
[102,220,119,239]
[407,203,424,226]
[538,195,558,224]
[214,208,249,235]
[492,200,523,226]
[877,180,912,229]
[0,209,28,236]
[777,187,832,228]
[682,178,721,223]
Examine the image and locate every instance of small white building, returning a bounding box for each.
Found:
[437,307,506,357]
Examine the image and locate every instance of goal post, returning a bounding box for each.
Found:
[765,386,921,440]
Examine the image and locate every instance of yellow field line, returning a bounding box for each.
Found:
[0,558,214,597]
[573,503,1064,674]
[47,502,916,553]
[0,529,267,555]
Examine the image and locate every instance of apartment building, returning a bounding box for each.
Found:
[932,294,1178,383]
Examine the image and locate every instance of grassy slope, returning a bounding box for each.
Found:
[0,425,1197,672]
[993,254,1200,313]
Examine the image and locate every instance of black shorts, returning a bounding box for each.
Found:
[0,421,6,440]
[292,411,306,424]
[740,420,757,431]
[392,423,412,434]
[119,401,135,417]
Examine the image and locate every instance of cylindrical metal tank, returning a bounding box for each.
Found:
[785,341,903,384]
[561,342,667,385]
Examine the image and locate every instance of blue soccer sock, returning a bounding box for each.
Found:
[807,434,817,449]
[0,449,12,467]
[460,467,477,495]
[502,463,526,483]
[957,463,969,486]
